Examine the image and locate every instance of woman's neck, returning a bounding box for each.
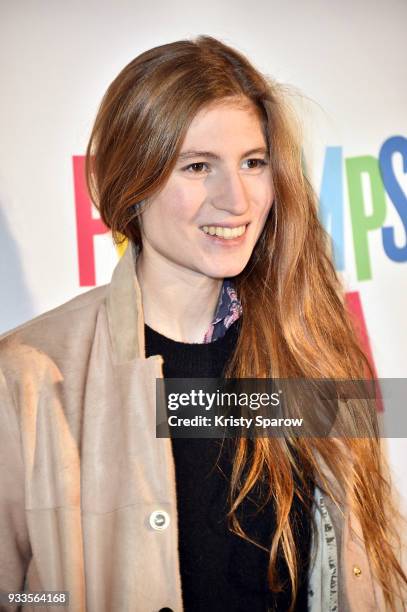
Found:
[135,245,223,343]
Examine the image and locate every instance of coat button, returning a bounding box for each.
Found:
[353,565,362,577]
[149,510,170,530]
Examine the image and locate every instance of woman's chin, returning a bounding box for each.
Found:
[199,262,247,279]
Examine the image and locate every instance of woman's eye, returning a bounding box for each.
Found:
[184,162,209,173]
[243,158,268,169]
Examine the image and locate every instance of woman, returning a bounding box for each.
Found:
[0,35,406,612]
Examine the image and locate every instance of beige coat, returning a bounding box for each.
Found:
[0,242,388,611]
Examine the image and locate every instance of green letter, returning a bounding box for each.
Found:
[346,156,386,280]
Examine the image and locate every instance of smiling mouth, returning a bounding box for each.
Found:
[200,224,248,240]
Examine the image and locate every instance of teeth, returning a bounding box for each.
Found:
[201,224,247,239]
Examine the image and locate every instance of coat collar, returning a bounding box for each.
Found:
[106,241,145,364]
[105,240,243,362]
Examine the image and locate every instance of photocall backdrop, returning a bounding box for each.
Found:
[1,2,406,523]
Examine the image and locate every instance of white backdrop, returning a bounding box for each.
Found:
[1,0,406,521]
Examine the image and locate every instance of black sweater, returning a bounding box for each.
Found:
[145,319,311,612]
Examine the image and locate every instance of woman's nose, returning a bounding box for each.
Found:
[212,170,250,215]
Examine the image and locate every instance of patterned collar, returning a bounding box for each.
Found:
[203,279,242,343]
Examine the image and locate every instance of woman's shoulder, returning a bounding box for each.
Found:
[0,284,109,374]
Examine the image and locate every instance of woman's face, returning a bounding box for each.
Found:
[138,99,274,279]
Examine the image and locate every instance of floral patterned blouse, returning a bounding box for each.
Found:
[203,279,242,343]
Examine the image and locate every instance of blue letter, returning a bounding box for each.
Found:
[379,135,407,262]
[319,147,344,270]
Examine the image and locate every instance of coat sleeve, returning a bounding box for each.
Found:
[0,365,32,610]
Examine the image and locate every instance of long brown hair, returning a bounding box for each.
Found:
[85,35,407,609]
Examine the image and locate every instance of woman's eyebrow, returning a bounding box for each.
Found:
[177,146,268,161]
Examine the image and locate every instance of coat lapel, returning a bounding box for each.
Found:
[106,241,145,362]
[79,241,183,610]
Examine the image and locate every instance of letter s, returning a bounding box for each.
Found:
[379,135,407,262]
